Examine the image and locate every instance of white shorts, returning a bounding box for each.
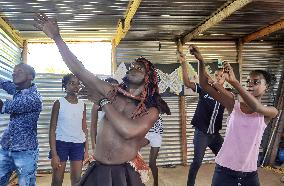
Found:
[145,132,162,148]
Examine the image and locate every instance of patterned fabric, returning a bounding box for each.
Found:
[148,116,163,135]
[128,153,150,184]
[0,81,42,151]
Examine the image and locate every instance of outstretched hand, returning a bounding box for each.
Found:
[223,62,238,84]
[188,44,203,62]
[34,13,60,40]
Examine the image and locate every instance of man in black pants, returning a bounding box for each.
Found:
[178,46,227,186]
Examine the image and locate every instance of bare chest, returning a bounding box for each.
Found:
[112,95,138,118]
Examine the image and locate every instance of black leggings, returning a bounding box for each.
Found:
[211,164,260,186]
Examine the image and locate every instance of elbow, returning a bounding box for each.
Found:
[122,133,136,140]
[121,129,139,140]
[184,81,191,88]
[199,79,210,90]
[251,104,261,113]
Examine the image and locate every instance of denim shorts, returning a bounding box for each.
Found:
[49,140,85,161]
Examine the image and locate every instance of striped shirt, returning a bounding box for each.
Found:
[148,116,163,135]
[191,83,224,134]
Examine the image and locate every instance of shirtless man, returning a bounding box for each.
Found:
[34,13,170,186]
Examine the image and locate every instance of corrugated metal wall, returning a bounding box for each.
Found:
[117,40,282,166]
[0,28,21,138]
[242,41,284,105]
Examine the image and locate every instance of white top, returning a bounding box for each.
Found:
[56,97,86,143]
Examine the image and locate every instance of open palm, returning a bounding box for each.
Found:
[34,13,60,39]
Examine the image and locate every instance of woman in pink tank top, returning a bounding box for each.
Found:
[188,45,278,186]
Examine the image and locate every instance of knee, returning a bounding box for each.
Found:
[149,160,157,169]
[71,175,81,186]
[52,177,64,186]
[52,172,64,186]
[190,159,202,169]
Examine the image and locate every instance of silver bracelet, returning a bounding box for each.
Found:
[99,98,111,108]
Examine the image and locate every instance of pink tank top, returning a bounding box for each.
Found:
[215,100,266,172]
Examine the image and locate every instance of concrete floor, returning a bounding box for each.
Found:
[35,164,283,186]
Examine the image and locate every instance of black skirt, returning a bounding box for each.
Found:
[78,161,145,186]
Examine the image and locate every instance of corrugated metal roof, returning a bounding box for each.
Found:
[0,0,284,42]
[0,0,129,41]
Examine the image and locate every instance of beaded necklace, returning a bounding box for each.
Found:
[117,86,143,101]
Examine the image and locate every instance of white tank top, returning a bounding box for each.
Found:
[56,97,85,143]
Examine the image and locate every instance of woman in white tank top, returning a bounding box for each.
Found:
[49,74,88,186]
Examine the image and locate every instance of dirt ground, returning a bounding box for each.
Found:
[35,163,283,186]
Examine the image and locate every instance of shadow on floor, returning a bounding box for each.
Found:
[35,163,283,186]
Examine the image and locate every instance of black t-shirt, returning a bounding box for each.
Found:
[191,83,225,134]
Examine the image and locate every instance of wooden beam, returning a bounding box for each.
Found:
[0,16,23,47]
[21,40,28,64]
[242,19,284,43]
[262,73,284,166]
[111,39,117,75]
[177,40,188,165]
[236,38,243,80]
[269,108,284,165]
[182,0,252,43]
[113,0,142,47]
[179,96,188,166]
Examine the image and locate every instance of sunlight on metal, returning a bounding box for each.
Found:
[0,16,23,47]
[113,0,142,47]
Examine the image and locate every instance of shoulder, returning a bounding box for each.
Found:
[264,106,278,123]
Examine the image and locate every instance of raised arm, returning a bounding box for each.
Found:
[223,62,278,120]
[34,13,112,97]
[2,92,42,114]
[177,51,196,91]
[0,81,17,95]
[189,45,235,111]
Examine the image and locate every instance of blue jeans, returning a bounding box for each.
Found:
[187,129,223,186]
[211,164,260,186]
[0,148,38,186]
